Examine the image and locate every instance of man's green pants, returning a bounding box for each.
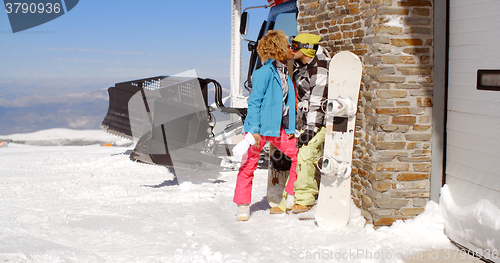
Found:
[277,127,325,210]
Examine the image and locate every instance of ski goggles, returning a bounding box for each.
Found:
[289,36,319,51]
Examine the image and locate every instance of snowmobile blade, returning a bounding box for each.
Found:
[100,76,166,140]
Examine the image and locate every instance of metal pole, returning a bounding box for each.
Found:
[230,0,243,107]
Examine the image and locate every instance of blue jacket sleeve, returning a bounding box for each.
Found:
[285,74,296,135]
[244,67,270,134]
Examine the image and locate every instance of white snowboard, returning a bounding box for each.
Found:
[315,51,362,228]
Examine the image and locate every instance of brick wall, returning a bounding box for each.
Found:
[297,0,434,226]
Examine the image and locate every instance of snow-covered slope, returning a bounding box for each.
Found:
[0,129,483,262]
[0,128,131,146]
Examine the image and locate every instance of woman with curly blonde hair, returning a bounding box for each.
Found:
[257,30,292,63]
[233,30,298,221]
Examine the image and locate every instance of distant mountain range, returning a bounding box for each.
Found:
[0,89,110,135]
[0,79,233,136]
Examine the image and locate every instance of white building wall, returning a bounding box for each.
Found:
[446,0,500,207]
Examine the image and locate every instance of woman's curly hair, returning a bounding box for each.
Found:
[257,30,290,63]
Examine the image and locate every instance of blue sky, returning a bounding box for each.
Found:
[0,0,269,93]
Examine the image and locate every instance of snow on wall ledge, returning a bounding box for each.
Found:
[440,184,500,262]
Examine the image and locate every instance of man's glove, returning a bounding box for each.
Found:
[297,130,316,148]
[232,133,256,159]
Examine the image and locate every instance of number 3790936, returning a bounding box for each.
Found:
[5,2,62,14]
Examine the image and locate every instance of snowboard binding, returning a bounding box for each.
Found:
[322,96,357,118]
[318,156,351,179]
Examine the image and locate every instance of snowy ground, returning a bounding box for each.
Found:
[0,129,483,262]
